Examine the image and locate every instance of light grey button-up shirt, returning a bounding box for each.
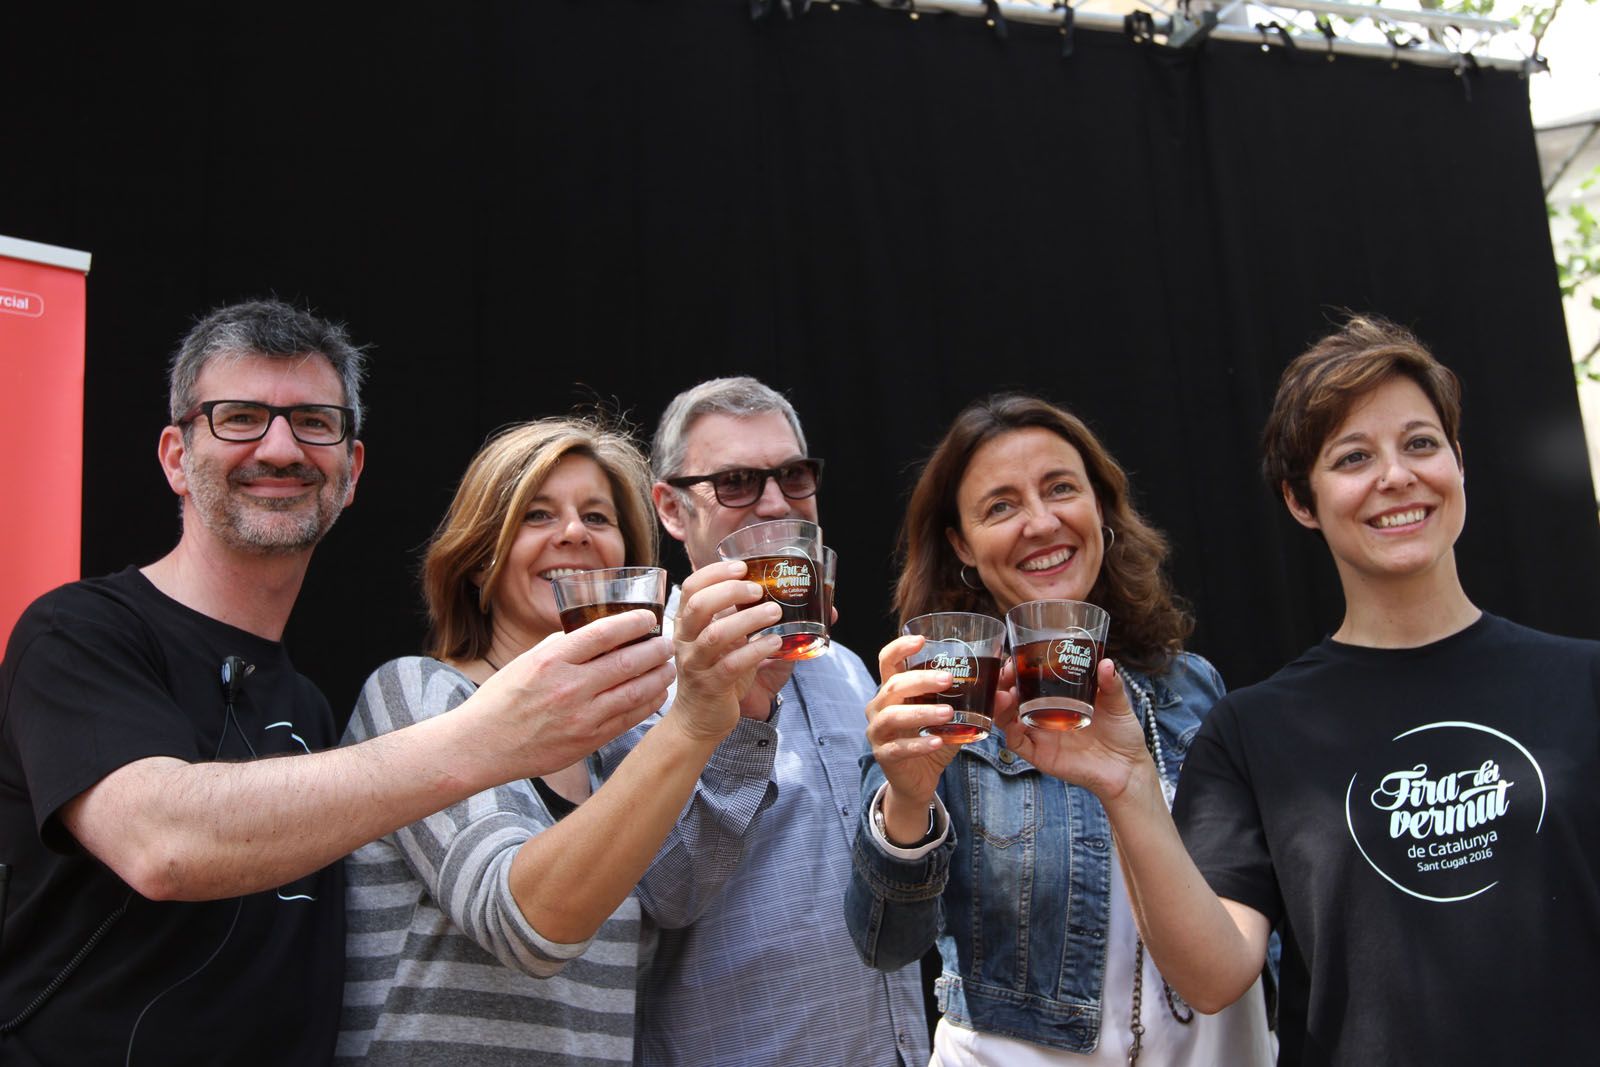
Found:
[596,588,929,1067]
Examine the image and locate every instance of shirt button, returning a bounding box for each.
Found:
[756,739,770,747]
[999,750,1015,764]
[841,806,850,817]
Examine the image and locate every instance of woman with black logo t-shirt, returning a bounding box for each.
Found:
[1009,316,1600,1065]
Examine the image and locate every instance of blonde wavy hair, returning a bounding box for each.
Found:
[423,417,658,661]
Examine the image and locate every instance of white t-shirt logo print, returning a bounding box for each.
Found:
[1344,721,1548,903]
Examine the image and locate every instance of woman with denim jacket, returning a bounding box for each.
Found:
[845,394,1273,1065]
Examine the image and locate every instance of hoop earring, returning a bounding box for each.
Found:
[1102,526,1116,550]
[959,565,983,592]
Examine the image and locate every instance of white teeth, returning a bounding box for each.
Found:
[1019,548,1074,572]
[540,568,588,580]
[1373,508,1427,529]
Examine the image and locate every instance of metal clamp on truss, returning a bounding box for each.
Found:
[1055,0,1077,57]
[1125,9,1156,44]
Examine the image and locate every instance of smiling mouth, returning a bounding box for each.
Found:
[1019,547,1075,572]
[237,481,316,496]
[539,567,591,581]
[1370,507,1429,529]
[231,464,324,496]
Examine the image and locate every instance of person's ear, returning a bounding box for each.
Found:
[342,440,365,505]
[157,425,190,496]
[654,482,688,542]
[946,526,976,567]
[1283,482,1320,531]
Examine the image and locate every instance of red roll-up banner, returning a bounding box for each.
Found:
[0,235,92,648]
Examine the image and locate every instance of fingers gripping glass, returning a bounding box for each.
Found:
[178,400,355,445]
[665,459,823,508]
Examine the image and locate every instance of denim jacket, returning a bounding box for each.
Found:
[844,651,1224,1054]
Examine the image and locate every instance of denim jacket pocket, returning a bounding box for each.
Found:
[958,744,1039,848]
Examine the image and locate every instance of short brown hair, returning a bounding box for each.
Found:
[423,418,658,661]
[1263,315,1463,513]
[895,394,1192,673]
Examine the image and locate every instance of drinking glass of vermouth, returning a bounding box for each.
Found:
[901,611,1005,745]
[551,566,669,645]
[715,519,828,660]
[1004,599,1110,731]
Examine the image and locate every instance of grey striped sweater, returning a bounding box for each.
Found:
[336,657,649,1066]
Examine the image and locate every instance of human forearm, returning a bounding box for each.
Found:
[63,706,498,901]
[505,714,724,944]
[844,815,949,970]
[63,621,675,903]
[1103,759,1269,1012]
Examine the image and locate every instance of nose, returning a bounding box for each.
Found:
[753,474,792,518]
[253,413,309,464]
[557,511,592,544]
[1378,452,1418,490]
[1020,500,1063,538]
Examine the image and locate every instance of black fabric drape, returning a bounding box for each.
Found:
[3,1,1593,714]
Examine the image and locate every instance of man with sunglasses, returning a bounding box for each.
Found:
[0,301,673,1064]
[597,377,930,1067]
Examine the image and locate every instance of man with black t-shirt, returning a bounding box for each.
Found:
[0,301,675,1065]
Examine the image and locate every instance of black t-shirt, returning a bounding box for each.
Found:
[0,567,344,1065]
[1173,613,1600,1065]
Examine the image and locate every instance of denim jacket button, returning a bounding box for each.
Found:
[999,749,1016,764]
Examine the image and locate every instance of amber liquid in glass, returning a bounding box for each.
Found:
[558,601,665,646]
[911,654,999,745]
[744,553,826,661]
[1014,637,1102,730]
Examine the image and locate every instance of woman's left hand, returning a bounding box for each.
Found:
[992,658,1155,802]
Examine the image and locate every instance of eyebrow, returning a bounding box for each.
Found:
[708,457,807,475]
[527,493,615,510]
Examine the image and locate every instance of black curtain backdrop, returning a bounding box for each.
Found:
[4,2,1597,717]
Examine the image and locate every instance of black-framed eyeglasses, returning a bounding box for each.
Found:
[665,458,824,508]
[177,400,355,446]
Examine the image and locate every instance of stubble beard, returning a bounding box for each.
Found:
[184,452,352,556]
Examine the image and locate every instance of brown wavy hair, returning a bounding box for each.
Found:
[895,394,1192,673]
[1262,314,1463,514]
[423,417,658,662]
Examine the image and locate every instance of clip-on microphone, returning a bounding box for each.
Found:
[217,656,257,758]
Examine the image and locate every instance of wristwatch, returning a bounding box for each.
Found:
[873,794,940,849]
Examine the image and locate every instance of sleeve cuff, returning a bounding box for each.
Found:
[867,783,950,860]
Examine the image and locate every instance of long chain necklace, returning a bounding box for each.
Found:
[1125,673,1194,1067]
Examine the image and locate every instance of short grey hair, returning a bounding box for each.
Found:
[651,376,808,480]
[169,299,369,441]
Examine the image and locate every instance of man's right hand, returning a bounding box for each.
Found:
[473,611,677,781]
[668,560,785,741]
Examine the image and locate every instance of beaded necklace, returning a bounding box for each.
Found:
[1123,671,1194,1066]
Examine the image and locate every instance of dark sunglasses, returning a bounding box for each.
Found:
[665,458,824,508]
